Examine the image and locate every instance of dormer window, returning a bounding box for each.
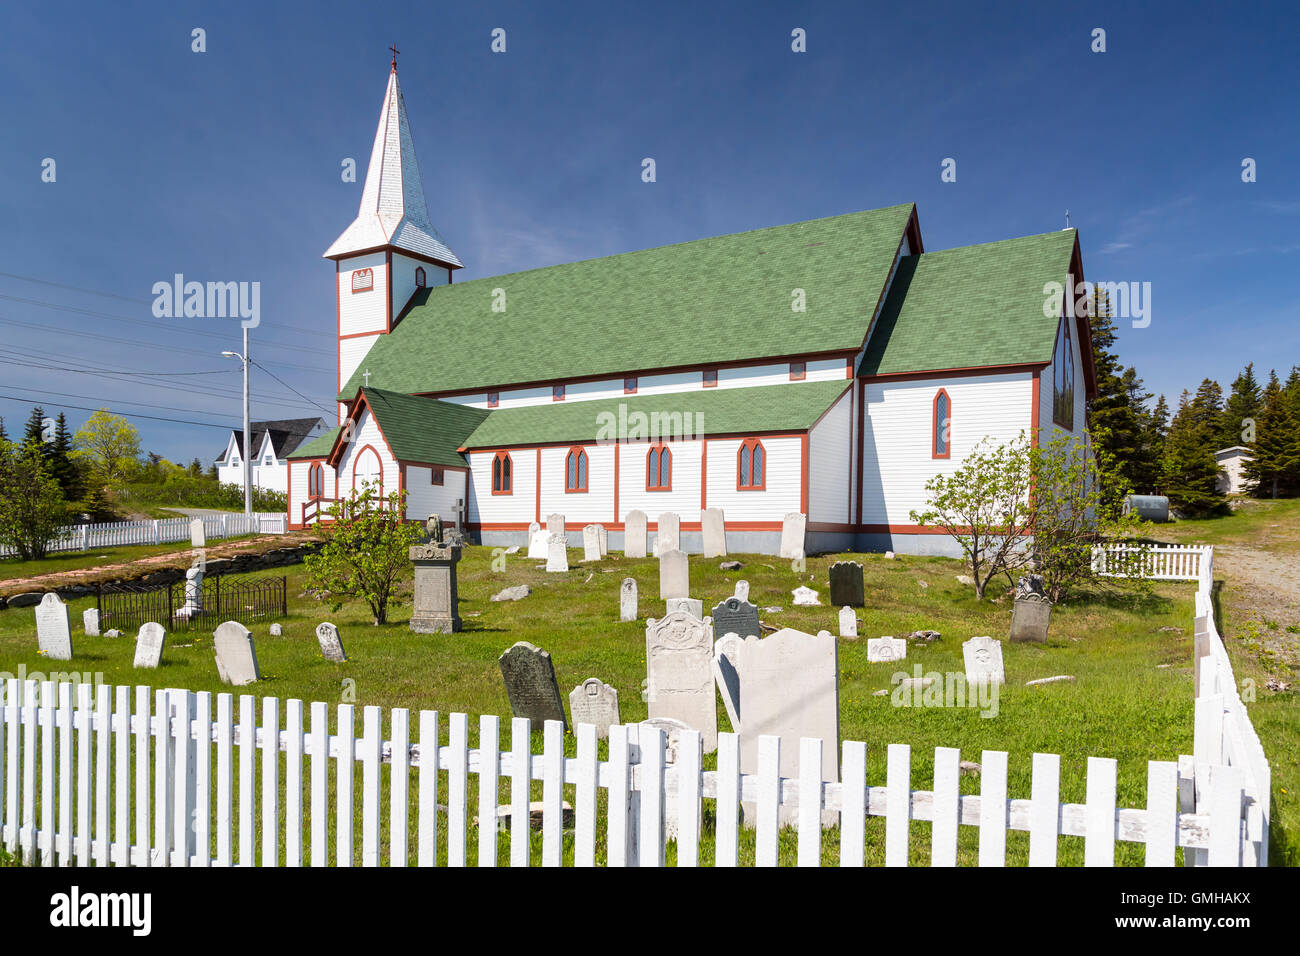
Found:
[351,268,374,293]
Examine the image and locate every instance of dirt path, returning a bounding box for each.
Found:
[1208,545,1300,675]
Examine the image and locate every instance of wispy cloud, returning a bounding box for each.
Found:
[1095,195,1197,255]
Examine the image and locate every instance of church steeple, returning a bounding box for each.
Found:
[323,59,462,268]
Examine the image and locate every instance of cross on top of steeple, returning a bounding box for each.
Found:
[390,43,399,72]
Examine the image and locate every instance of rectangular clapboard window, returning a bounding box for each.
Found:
[430,468,444,486]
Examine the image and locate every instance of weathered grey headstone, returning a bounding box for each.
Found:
[654,512,680,557]
[527,528,549,559]
[638,717,695,767]
[828,560,865,607]
[190,517,206,548]
[133,622,166,669]
[839,606,858,638]
[546,513,566,535]
[645,611,717,752]
[499,642,567,729]
[82,608,99,637]
[35,593,72,661]
[701,507,727,558]
[779,512,806,559]
[315,622,347,662]
[624,510,648,558]
[738,628,839,825]
[658,548,689,600]
[597,525,608,557]
[213,621,260,685]
[409,542,462,633]
[792,585,820,606]
[711,596,761,639]
[582,524,602,562]
[867,635,906,662]
[569,678,620,738]
[269,623,282,637]
[546,533,569,573]
[963,636,1005,686]
[734,579,750,602]
[1010,593,1053,644]
[713,633,743,729]
[666,596,703,619]
[620,577,638,622]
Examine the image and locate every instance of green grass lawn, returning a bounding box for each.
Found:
[1155,496,1300,552]
[0,545,1209,866]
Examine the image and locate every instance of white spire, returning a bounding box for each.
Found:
[324,67,462,267]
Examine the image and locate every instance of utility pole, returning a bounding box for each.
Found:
[222,325,253,520]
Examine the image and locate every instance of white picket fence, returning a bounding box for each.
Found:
[0,513,286,559]
[1093,543,1212,581]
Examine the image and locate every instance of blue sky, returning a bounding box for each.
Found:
[1,0,1297,465]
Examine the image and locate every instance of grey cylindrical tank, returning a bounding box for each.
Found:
[1125,495,1170,523]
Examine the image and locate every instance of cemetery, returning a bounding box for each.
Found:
[0,518,1279,866]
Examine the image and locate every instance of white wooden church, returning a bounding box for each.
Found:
[286,59,1095,556]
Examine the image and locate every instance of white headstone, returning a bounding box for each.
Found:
[624,510,648,558]
[734,580,750,603]
[35,593,72,661]
[645,611,717,752]
[582,524,602,562]
[867,635,907,662]
[779,512,807,559]
[963,636,1006,686]
[133,622,166,669]
[619,577,638,622]
[792,585,820,606]
[190,517,206,548]
[569,678,620,738]
[546,513,566,535]
[316,622,347,662]
[654,512,680,557]
[527,528,550,559]
[701,507,727,558]
[658,549,689,600]
[213,621,260,686]
[269,623,282,637]
[738,628,839,825]
[528,521,540,535]
[839,606,858,638]
[82,608,99,637]
[546,533,569,573]
[665,597,703,619]
[598,524,608,556]
[713,633,743,730]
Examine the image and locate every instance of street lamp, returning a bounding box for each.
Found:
[221,325,252,520]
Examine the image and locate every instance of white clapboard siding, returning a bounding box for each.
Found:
[0,514,285,558]
[806,386,854,524]
[538,443,616,526]
[403,466,467,526]
[335,406,398,499]
[704,436,803,522]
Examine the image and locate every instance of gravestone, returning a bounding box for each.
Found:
[666,596,703,619]
[409,542,462,633]
[527,528,550,559]
[963,636,1006,686]
[213,621,260,686]
[582,524,602,562]
[190,517,206,548]
[711,596,761,639]
[866,635,906,662]
[82,608,99,637]
[624,510,648,558]
[654,512,680,557]
[779,512,807,559]
[658,549,689,600]
[839,606,858,638]
[546,513,566,535]
[792,585,820,606]
[133,622,166,669]
[620,577,638,622]
[1010,592,1053,644]
[498,642,567,729]
[546,533,569,572]
[175,565,204,621]
[645,611,717,752]
[734,580,750,603]
[315,622,347,662]
[828,561,865,607]
[569,678,620,738]
[738,628,839,826]
[713,633,743,730]
[597,525,608,557]
[701,507,727,558]
[35,593,72,661]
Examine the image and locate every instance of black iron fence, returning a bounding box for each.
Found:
[96,575,287,633]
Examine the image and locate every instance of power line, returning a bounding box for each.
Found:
[0,392,237,430]
[251,360,337,416]
[0,383,254,420]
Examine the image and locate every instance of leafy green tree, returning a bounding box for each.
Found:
[72,408,141,485]
[1243,370,1300,498]
[0,439,69,560]
[304,486,422,624]
[1160,391,1227,516]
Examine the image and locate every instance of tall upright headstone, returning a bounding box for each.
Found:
[620,577,638,622]
[779,512,807,560]
[654,512,680,557]
[713,633,743,730]
[569,678,620,738]
[658,549,689,600]
[190,517,206,548]
[666,597,703,619]
[527,527,549,559]
[82,608,100,637]
[315,622,347,662]
[711,596,761,639]
[213,621,260,686]
[35,593,72,661]
[624,510,648,558]
[963,636,1006,686]
[133,622,166,669]
[499,642,568,729]
[733,579,750,603]
[546,513,566,535]
[546,533,569,572]
[828,561,865,607]
[597,524,608,556]
[701,507,727,558]
[738,628,839,825]
[582,524,602,562]
[839,606,858,638]
[645,611,717,752]
[1010,578,1053,644]
[409,541,463,633]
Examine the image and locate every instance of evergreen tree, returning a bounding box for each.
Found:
[188,458,203,478]
[0,417,7,443]
[1146,394,1170,492]
[1188,379,1225,439]
[1160,390,1227,516]
[23,405,47,452]
[1220,363,1261,449]
[48,412,81,501]
[1086,287,1147,491]
[1243,371,1300,497]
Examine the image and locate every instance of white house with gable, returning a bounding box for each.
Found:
[217,418,327,495]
